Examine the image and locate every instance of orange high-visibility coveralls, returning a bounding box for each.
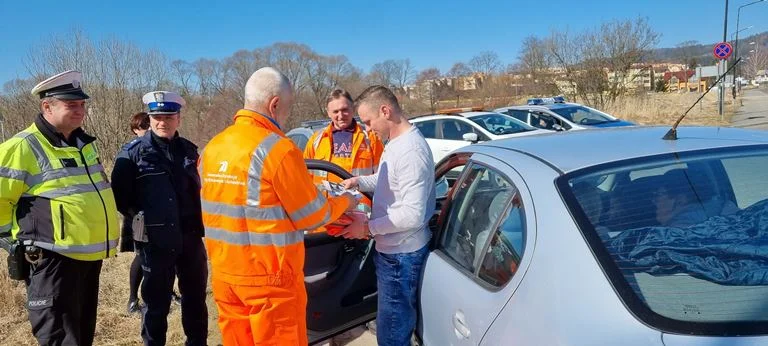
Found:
[200,109,352,345]
[303,122,383,214]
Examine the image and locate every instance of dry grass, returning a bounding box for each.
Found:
[0,92,739,345]
[0,253,223,346]
[602,91,736,127]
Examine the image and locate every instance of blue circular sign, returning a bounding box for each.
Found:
[713,42,733,60]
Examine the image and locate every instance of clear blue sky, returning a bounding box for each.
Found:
[1,0,766,84]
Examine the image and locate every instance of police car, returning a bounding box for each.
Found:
[494,96,634,132]
[410,107,550,163]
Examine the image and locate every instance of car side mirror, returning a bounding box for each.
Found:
[552,124,565,132]
[462,133,479,143]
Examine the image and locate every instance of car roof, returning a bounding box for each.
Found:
[496,102,584,111]
[411,111,516,121]
[475,126,768,173]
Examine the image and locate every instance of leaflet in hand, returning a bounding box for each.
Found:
[321,180,362,201]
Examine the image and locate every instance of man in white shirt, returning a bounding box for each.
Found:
[341,85,435,346]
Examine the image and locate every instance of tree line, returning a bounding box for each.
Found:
[0,17,669,164]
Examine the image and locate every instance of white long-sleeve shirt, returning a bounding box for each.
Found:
[358,126,435,254]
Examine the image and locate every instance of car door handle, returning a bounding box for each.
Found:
[452,310,471,340]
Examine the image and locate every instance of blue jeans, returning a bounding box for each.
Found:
[374,244,429,346]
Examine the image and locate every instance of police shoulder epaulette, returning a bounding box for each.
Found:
[122,138,142,151]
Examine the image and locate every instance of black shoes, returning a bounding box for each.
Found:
[127,300,142,314]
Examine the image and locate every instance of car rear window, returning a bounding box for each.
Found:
[559,146,768,335]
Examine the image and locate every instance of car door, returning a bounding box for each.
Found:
[303,159,378,344]
[418,152,535,346]
[434,119,481,161]
[413,120,442,163]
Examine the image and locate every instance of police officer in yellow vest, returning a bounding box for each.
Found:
[0,70,119,346]
[304,89,384,215]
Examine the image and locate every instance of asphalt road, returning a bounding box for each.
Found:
[731,88,768,130]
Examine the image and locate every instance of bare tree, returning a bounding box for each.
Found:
[744,43,768,79]
[170,59,195,96]
[369,59,416,90]
[546,17,659,108]
[517,36,555,95]
[469,51,502,77]
[415,68,442,112]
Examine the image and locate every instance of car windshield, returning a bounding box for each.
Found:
[469,113,535,135]
[550,105,615,125]
[560,147,768,334]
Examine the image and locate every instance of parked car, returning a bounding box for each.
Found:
[286,119,333,151]
[494,96,634,131]
[410,107,550,162]
[304,126,768,345]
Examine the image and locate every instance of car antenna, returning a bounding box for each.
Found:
[663,58,742,140]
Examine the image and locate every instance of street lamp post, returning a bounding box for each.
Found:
[733,0,766,98]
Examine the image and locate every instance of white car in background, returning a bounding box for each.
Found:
[494,96,634,132]
[410,107,550,162]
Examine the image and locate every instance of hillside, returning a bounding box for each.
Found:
[651,31,768,65]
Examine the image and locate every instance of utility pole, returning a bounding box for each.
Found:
[719,0,729,118]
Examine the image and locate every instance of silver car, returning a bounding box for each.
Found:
[495,98,634,131]
[304,126,768,345]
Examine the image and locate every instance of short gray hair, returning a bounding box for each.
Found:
[39,96,58,112]
[244,67,292,110]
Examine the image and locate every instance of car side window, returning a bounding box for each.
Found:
[504,110,529,123]
[439,119,475,140]
[439,164,521,278]
[415,120,437,139]
[477,191,525,287]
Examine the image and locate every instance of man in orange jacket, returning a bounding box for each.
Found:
[199,67,357,345]
[304,88,383,215]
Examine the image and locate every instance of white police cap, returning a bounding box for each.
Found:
[142,91,186,115]
[30,70,89,100]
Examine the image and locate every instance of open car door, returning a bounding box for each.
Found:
[304,159,378,344]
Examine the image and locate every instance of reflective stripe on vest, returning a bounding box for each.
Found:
[31,239,118,254]
[351,167,374,176]
[309,169,327,178]
[0,166,27,182]
[5,126,118,260]
[202,199,286,221]
[205,227,304,246]
[24,134,54,171]
[26,164,104,187]
[22,180,111,199]
[203,133,332,247]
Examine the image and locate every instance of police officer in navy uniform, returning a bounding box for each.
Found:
[111,91,208,346]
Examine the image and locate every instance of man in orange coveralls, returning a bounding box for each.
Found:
[199,67,358,345]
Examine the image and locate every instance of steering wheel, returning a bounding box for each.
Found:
[494,127,505,135]
[579,118,590,124]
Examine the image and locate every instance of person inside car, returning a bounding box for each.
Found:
[652,170,739,228]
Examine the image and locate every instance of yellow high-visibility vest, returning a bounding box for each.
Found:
[0,122,119,261]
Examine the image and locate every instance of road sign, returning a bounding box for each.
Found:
[713,42,733,60]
